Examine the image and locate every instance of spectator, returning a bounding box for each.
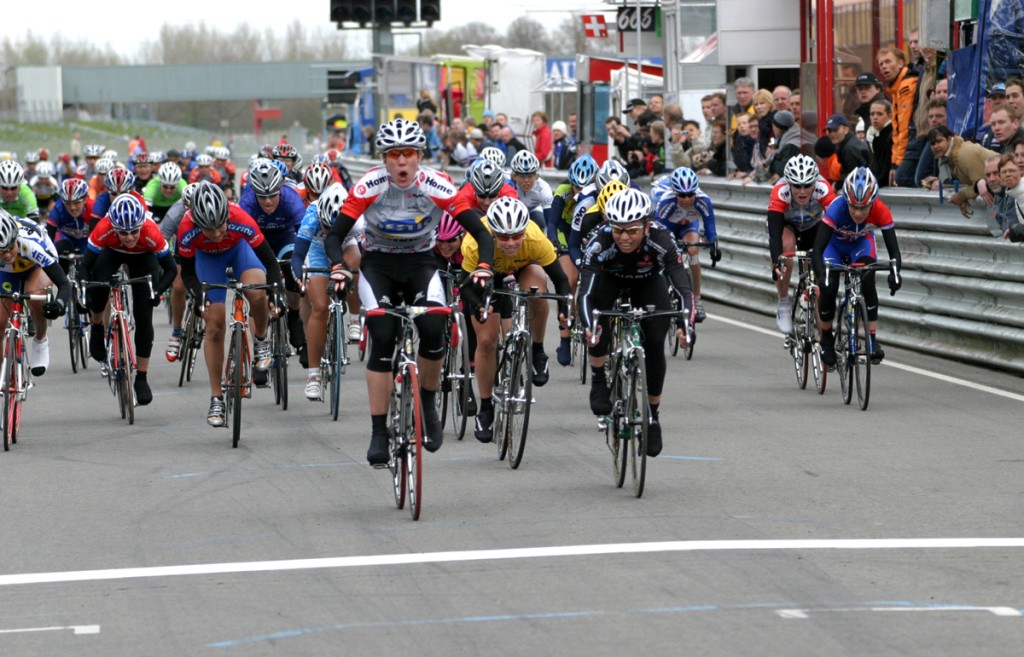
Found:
[767,109,801,183]
[1014,139,1024,169]
[551,120,576,170]
[70,132,82,166]
[752,88,776,154]
[929,125,998,218]
[605,116,639,163]
[644,119,667,175]
[730,113,756,176]
[623,97,648,124]
[978,84,1010,150]
[468,128,486,159]
[916,98,949,188]
[730,77,756,133]
[531,111,553,166]
[668,122,696,169]
[648,94,664,116]
[999,151,1024,206]
[826,113,874,184]
[987,106,1024,155]
[501,127,528,161]
[789,89,802,119]
[482,109,497,131]
[1005,78,1024,118]
[933,77,949,101]
[982,154,1021,237]
[868,100,894,186]
[853,71,887,127]
[697,120,728,177]
[485,122,508,160]
[877,46,919,186]
[417,111,443,163]
[495,112,513,136]
[417,89,438,114]
[449,129,477,167]
[814,136,843,186]
[855,117,867,140]
[772,86,792,112]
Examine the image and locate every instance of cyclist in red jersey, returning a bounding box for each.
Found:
[454,159,518,212]
[767,154,838,333]
[81,194,177,404]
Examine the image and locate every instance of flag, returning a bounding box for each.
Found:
[582,14,608,38]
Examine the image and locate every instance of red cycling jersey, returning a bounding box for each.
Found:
[766,176,837,232]
[454,181,518,212]
[177,203,266,257]
[87,217,170,256]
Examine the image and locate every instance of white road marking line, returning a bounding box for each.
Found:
[0,624,100,636]
[707,315,1024,402]
[777,606,1023,619]
[1,538,1023,587]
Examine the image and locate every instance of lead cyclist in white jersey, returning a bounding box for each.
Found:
[324,118,495,467]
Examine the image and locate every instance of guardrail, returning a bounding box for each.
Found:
[342,156,1024,374]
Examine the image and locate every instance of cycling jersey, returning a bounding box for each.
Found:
[177,204,266,257]
[822,196,894,242]
[766,177,836,232]
[88,217,170,257]
[336,165,474,254]
[47,198,95,249]
[652,185,717,242]
[293,205,363,276]
[187,168,222,185]
[1,183,40,221]
[453,181,518,212]
[513,178,554,213]
[237,184,306,236]
[0,223,58,274]
[91,190,148,222]
[143,178,187,218]
[460,219,556,275]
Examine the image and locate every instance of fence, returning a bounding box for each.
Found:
[341,156,1024,375]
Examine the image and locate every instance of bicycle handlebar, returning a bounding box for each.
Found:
[0,290,51,303]
[364,305,454,320]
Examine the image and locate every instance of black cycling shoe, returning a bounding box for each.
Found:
[89,324,107,362]
[367,431,390,466]
[590,377,613,416]
[463,388,478,417]
[422,404,443,453]
[531,348,550,386]
[474,404,494,443]
[253,368,270,388]
[820,334,837,367]
[297,342,309,369]
[134,378,153,406]
[646,421,663,457]
[870,340,885,364]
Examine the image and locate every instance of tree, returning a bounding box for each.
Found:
[421,22,504,57]
[505,17,555,53]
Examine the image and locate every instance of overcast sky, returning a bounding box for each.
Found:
[3,0,610,59]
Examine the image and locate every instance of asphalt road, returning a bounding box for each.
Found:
[2,300,1022,656]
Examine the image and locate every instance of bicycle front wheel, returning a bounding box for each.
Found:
[494,344,513,461]
[120,317,136,425]
[609,358,628,489]
[1,346,14,451]
[449,313,471,441]
[389,380,407,511]
[505,335,533,470]
[403,365,424,521]
[836,301,853,405]
[67,313,80,374]
[667,315,680,357]
[626,352,650,498]
[230,325,245,448]
[573,327,588,385]
[791,284,809,389]
[328,309,343,421]
[853,298,872,411]
[272,317,289,411]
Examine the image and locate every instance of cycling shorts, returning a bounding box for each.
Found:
[197,240,265,304]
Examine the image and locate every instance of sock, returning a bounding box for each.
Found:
[421,388,437,410]
[371,414,387,434]
[136,371,147,382]
[480,396,493,410]
[255,334,267,342]
[171,327,183,337]
[591,366,606,381]
[650,402,659,422]
[532,342,544,355]
[559,336,570,345]
[308,368,318,378]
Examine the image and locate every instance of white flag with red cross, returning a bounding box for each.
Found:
[581,14,608,38]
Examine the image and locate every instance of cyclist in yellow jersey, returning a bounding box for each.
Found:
[461,197,571,443]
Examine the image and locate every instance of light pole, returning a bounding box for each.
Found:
[394,30,424,57]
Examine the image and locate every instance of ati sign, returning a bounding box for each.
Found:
[616,6,658,32]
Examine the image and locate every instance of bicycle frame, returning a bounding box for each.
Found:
[0,289,50,450]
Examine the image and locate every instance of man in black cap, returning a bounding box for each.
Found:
[623,98,648,124]
[768,109,802,182]
[853,72,887,127]
[826,113,873,185]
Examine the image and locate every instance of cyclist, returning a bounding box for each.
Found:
[651,166,721,322]
[0,209,71,377]
[578,188,694,458]
[177,181,282,427]
[91,167,147,223]
[80,195,176,405]
[131,152,154,194]
[0,160,41,223]
[212,147,236,199]
[508,150,552,229]
[81,144,105,183]
[456,159,518,212]
[324,117,495,466]
[549,154,599,365]
[461,197,571,442]
[88,157,114,201]
[144,162,187,221]
[238,158,307,356]
[273,144,304,186]
[291,182,363,400]
[814,167,903,366]
[162,183,198,361]
[47,178,94,274]
[30,161,60,216]
[574,179,629,253]
[767,154,837,333]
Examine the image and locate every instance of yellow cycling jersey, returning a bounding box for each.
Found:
[461,219,556,275]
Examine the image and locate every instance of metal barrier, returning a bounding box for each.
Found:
[342,156,1024,374]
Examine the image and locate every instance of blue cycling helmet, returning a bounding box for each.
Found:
[108,194,146,232]
[669,167,700,194]
[568,154,598,188]
[843,166,879,207]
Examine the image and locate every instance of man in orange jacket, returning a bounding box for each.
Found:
[877,47,919,187]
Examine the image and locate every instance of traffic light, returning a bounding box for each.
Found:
[330,0,372,26]
[419,0,441,25]
[375,0,395,24]
[396,0,417,25]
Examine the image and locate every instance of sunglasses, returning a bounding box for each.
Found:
[0,244,17,254]
[437,237,461,244]
[676,192,696,199]
[385,148,420,160]
[610,225,644,236]
[256,193,281,200]
[0,186,18,192]
[790,182,814,190]
[495,231,525,241]
[475,191,500,200]
[116,228,141,236]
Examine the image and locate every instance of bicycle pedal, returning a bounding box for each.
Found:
[371,462,388,470]
[596,417,609,431]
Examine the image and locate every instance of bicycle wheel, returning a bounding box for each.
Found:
[666,314,680,357]
[626,352,650,498]
[77,311,89,370]
[853,297,872,411]
[505,334,532,470]
[178,304,196,387]
[574,326,587,385]
[449,313,471,441]
[403,365,424,521]
[67,312,79,374]
[1,340,14,451]
[439,315,453,430]
[836,301,853,405]
[272,316,288,411]
[683,324,696,361]
[323,310,339,420]
[791,282,809,389]
[358,320,369,362]
[494,344,512,461]
[606,355,627,488]
[388,383,407,510]
[230,325,245,448]
[120,316,136,426]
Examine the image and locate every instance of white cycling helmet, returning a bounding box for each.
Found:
[180,182,200,209]
[597,159,630,188]
[316,182,349,232]
[248,159,284,197]
[783,154,819,187]
[509,150,540,175]
[0,160,25,187]
[190,181,229,229]
[486,197,531,236]
[24,151,40,164]
[95,157,115,176]
[0,210,20,251]
[468,159,505,197]
[303,162,334,197]
[375,117,426,152]
[479,146,506,168]
[157,162,182,186]
[83,144,105,158]
[195,153,214,167]
[35,161,55,178]
[604,187,652,225]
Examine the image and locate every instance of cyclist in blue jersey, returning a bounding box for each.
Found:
[239,158,308,354]
[652,167,722,322]
[47,178,94,274]
[814,167,903,366]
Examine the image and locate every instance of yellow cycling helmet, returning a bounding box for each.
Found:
[596,179,628,214]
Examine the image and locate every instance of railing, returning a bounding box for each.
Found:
[342,156,1024,374]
